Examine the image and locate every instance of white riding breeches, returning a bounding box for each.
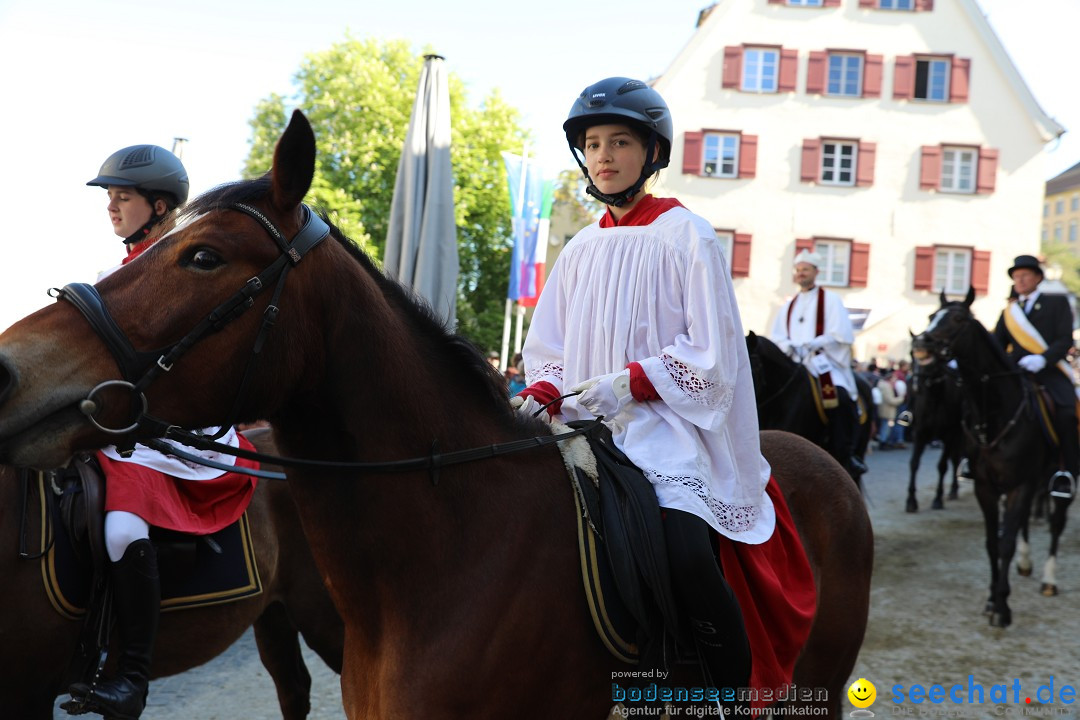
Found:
[104,510,150,562]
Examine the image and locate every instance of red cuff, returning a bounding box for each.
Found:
[517,381,563,416]
[627,362,659,402]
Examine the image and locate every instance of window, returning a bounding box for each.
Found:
[880,0,913,8]
[703,134,739,178]
[915,58,950,101]
[859,0,932,10]
[940,147,976,193]
[1042,226,1049,243]
[1056,199,1065,214]
[1044,203,1051,218]
[815,239,851,287]
[827,54,863,97]
[1070,220,1078,244]
[802,138,876,187]
[742,48,779,92]
[821,141,858,186]
[787,0,823,5]
[920,145,997,194]
[716,230,752,278]
[715,231,734,265]
[1055,224,1063,243]
[1072,194,1080,212]
[682,131,758,179]
[934,248,971,295]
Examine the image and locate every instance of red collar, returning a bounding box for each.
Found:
[599,195,684,228]
[122,237,157,265]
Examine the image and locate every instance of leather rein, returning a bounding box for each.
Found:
[54,202,598,481]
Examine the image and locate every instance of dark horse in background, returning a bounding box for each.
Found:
[914,288,1073,627]
[904,337,968,512]
[0,111,872,718]
[0,427,344,719]
[747,332,871,488]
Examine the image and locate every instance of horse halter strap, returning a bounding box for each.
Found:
[56,203,330,440]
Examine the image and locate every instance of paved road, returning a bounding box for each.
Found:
[54,440,1080,719]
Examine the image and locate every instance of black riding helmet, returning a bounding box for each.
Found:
[88,145,190,244]
[563,77,673,207]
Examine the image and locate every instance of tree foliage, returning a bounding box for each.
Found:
[1042,242,1080,297]
[243,36,527,350]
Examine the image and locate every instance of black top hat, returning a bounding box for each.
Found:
[1007,254,1044,278]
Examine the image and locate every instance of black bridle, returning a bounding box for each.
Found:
[55,202,599,480]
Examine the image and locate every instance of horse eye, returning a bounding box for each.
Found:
[190,248,224,270]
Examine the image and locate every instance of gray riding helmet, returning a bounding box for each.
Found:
[87,145,190,207]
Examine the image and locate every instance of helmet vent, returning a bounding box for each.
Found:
[645,108,666,120]
[119,146,156,170]
[617,79,647,95]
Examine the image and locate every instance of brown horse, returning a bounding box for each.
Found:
[0,428,344,718]
[0,111,870,718]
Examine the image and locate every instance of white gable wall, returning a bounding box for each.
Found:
[652,0,1054,361]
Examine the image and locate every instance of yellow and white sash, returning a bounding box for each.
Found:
[1003,301,1080,400]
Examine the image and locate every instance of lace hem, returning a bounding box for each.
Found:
[526,362,563,386]
[645,469,761,534]
[660,353,734,412]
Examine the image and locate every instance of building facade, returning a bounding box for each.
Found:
[651,0,1063,361]
[1043,161,1080,253]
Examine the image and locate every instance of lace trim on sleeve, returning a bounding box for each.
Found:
[644,470,761,535]
[660,353,734,412]
[525,362,563,386]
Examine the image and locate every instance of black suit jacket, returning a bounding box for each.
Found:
[993,293,1076,406]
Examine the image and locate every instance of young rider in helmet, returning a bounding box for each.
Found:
[516,78,812,693]
[65,146,258,720]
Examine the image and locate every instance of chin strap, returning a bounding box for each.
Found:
[123,213,166,245]
[569,131,663,208]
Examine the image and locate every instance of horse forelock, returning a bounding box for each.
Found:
[182,176,513,419]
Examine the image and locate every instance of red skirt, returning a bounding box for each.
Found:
[98,434,259,535]
[717,476,816,695]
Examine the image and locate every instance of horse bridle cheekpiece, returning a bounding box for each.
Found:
[54,202,330,442]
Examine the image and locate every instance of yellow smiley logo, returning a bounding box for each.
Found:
[847,678,877,708]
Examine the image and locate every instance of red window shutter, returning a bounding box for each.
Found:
[738,135,758,179]
[779,49,799,92]
[806,51,827,94]
[850,242,870,287]
[916,0,934,9]
[723,47,743,89]
[682,131,703,175]
[863,54,883,98]
[914,246,935,290]
[823,0,842,7]
[801,139,821,183]
[856,142,876,187]
[731,234,752,278]
[767,0,785,4]
[920,145,942,191]
[795,239,815,257]
[950,57,970,103]
[971,249,991,295]
[858,0,877,6]
[893,56,914,100]
[976,148,999,194]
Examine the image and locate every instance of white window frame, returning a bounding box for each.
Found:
[914,57,950,102]
[820,141,858,186]
[715,230,734,267]
[879,0,914,9]
[934,247,971,296]
[742,48,779,93]
[814,239,850,287]
[827,53,863,97]
[940,146,977,194]
[702,133,740,178]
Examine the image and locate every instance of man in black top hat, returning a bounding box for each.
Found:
[993,254,1078,497]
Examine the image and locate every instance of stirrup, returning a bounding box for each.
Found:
[957,458,973,482]
[1049,471,1076,500]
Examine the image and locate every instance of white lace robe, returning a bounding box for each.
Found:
[523,206,774,543]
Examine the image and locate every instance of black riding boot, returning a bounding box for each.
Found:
[1052,409,1079,498]
[827,391,865,474]
[663,509,751,691]
[71,539,160,719]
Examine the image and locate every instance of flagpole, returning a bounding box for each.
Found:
[501,141,529,373]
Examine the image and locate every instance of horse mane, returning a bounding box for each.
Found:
[749,333,798,371]
[181,178,514,417]
[942,301,1013,371]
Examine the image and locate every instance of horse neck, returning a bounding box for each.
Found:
[949,319,1025,423]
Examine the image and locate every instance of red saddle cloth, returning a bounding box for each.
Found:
[97,434,259,535]
[717,476,816,698]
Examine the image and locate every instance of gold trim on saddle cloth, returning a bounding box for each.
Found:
[574,491,638,664]
[806,368,830,425]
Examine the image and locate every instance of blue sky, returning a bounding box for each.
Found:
[0,0,1076,331]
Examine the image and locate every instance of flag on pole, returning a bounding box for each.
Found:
[502,152,553,307]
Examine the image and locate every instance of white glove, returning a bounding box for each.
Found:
[570,369,632,419]
[809,335,830,351]
[509,395,551,423]
[775,338,792,355]
[1018,354,1047,373]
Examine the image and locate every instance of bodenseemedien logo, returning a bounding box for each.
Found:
[848,678,877,718]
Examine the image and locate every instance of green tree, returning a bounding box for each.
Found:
[1042,243,1080,297]
[243,36,526,350]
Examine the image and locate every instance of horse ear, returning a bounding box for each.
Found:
[747,330,758,351]
[939,289,947,307]
[965,285,975,308]
[269,110,317,212]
